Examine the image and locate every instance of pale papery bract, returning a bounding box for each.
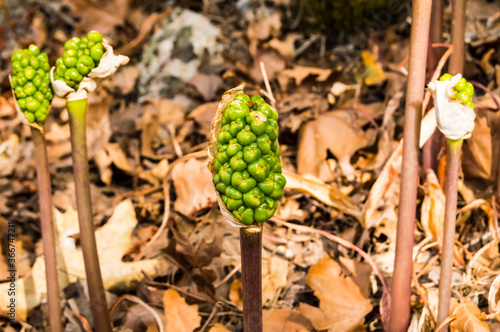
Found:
[50,38,129,101]
[427,73,475,140]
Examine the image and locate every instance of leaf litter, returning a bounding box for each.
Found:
[1,0,500,331]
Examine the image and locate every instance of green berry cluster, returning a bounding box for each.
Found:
[439,73,475,110]
[53,31,105,90]
[213,94,286,225]
[11,45,53,123]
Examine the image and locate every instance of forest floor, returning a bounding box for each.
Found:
[0,0,500,331]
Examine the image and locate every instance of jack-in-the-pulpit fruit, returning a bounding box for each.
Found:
[213,94,286,225]
[53,31,105,90]
[11,45,53,123]
[439,73,475,110]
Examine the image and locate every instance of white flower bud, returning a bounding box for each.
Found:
[427,74,475,140]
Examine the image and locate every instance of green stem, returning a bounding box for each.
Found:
[389,0,433,331]
[437,138,463,329]
[31,127,63,332]
[67,98,112,332]
[239,225,263,332]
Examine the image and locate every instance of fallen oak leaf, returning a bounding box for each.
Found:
[171,157,217,217]
[450,299,490,332]
[263,309,314,332]
[283,169,362,221]
[0,200,163,319]
[163,289,201,332]
[299,253,373,331]
[279,65,332,86]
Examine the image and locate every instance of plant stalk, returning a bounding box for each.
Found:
[67,98,112,332]
[423,0,444,178]
[449,0,466,75]
[436,139,463,330]
[389,0,432,331]
[31,127,63,332]
[239,225,263,332]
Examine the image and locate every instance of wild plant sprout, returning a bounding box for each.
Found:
[50,31,129,332]
[428,73,475,329]
[208,86,286,331]
[10,45,62,332]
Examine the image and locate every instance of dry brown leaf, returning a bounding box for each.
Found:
[450,299,490,332]
[95,148,113,185]
[297,110,371,181]
[62,0,129,35]
[361,51,386,86]
[489,274,500,318]
[299,253,372,331]
[247,12,281,41]
[266,34,299,59]
[187,102,219,138]
[469,238,500,279]
[171,157,217,217]
[139,159,169,186]
[0,200,162,319]
[279,65,332,86]
[188,73,223,101]
[141,98,186,158]
[112,65,140,94]
[263,309,314,332]
[163,289,201,332]
[229,278,243,308]
[283,170,362,221]
[208,323,231,332]
[245,49,286,81]
[462,108,500,182]
[262,255,288,304]
[421,170,445,246]
[106,142,135,173]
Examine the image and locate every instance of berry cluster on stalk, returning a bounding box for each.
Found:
[439,73,475,109]
[11,45,53,123]
[53,31,105,90]
[213,94,286,225]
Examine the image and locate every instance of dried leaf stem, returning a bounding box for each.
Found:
[437,138,463,329]
[389,0,433,330]
[31,127,62,332]
[67,98,112,332]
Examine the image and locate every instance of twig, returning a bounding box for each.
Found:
[199,302,223,332]
[109,295,164,332]
[134,180,170,261]
[470,80,500,111]
[116,9,171,55]
[435,315,456,332]
[259,61,276,108]
[167,123,183,158]
[412,267,437,326]
[270,217,390,322]
[214,264,241,288]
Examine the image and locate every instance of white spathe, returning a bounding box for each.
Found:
[51,38,129,100]
[427,74,475,140]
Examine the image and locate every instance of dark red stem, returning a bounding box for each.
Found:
[389,0,432,331]
[31,127,63,332]
[239,226,263,332]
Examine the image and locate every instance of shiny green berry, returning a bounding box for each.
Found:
[213,94,285,224]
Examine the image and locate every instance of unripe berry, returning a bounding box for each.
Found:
[54,31,105,90]
[213,94,286,225]
[10,45,53,123]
